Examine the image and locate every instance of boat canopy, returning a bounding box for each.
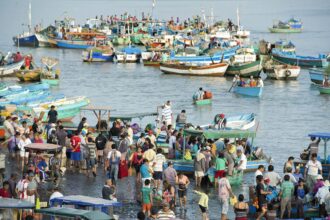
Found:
[308,132,330,161]
[50,195,122,208]
[0,198,35,209]
[110,112,158,121]
[35,207,112,220]
[25,143,62,152]
[183,129,256,139]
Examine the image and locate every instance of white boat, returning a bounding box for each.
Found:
[141,52,153,61]
[263,60,301,80]
[201,113,256,130]
[0,60,24,77]
[160,62,229,76]
[115,52,139,63]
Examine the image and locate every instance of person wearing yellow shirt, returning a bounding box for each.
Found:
[194,189,209,220]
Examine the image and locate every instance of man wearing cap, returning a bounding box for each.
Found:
[304,153,322,189]
[47,105,58,124]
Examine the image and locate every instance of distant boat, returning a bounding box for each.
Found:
[263,60,300,80]
[160,62,229,76]
[115,46,142,63]
[0,60,24,77]
[309,68,325,84]
[269,18,303,33]
[201,113,256,130]
[272,49,329,68]
[169,46,239,64]
[82,46,115,62]
[56,33,108,49]
[233,86,263,97]
[12,2,38,47]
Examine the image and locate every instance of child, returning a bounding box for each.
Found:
[194,189,209,220]
[206,162,216,187]
[141,179,153,216]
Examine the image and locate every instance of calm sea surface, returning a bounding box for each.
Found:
[1,0,330,219]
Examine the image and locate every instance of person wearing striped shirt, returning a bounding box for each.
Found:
[157,203,175,219]
[162,101,173,126]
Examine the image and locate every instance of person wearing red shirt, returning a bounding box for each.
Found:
[70,131,82,172]
[0,181,11,198]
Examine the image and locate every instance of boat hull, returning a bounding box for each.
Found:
[41,79,59,86]
[272,52,327,68]
[13,34,38,47]
[269,28,302,33]
[264,65,300,80]
[160,63,228,76]
[318,86,330,94]
[16,69,41,82]
[82,51,114,62]
[233,86,263,97]
[35,34,57,47]
[309,68,324,84]
[194,99,212,105]
[56,40,93,49]
[143,61,160,67]
[226,60,262,77]
[0,60,24,77]
[171,159,268,174]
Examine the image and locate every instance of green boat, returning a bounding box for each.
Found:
[318,86,330,94]
[269,28,302,33]
[112,36,131,45]
[194,98,212,106]
[225,60,262,77]
[41,78,59,86]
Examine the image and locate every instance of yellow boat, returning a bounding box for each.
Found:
[16,69,42,82]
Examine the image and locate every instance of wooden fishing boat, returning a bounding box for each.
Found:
[0,83,49,97]
[143,61,161,67]
[226,48,262,77]
[318,86,330,94]
[194,99,212,106]
[56,32,108,49]
[40,57,60,85]
[0,60,24,77]
[272,49,328,68]
[233,86,263,97]
[309,68,325,84]
[269,18,303,33]
[263,60,301,80]
[226,60,262,77]
[82,46,115,62]
[201,113,256,131]
[15,68,42,82]
[32,96,90,122]
[160,62,229,76]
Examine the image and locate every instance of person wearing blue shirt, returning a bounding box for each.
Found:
[37,159,48,181]
[140,159,153,187]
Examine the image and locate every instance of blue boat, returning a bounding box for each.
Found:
[0,83,49,97]
[233,86,263,97]
[201,113,256,130]
[82,47,115,62]
[56,40,93,49]
[309,68,325,84]
[272,48,329,68]
[13,34,38,47]
[169,45,239,64]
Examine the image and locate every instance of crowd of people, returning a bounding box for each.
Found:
[0,101,329,220]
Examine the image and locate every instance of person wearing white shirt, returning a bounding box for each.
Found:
[161,101,172,126]
[257,77,264,87]
[153,148,167,190]
[304,153,322,189]
[18,134,32,171]
[254,165,265,185]
[236,149,247,171]
[264,165,282,187]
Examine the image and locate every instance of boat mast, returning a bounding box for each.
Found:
[151,0,156,20]
[236,7,240,30]
[28,1,32,33]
